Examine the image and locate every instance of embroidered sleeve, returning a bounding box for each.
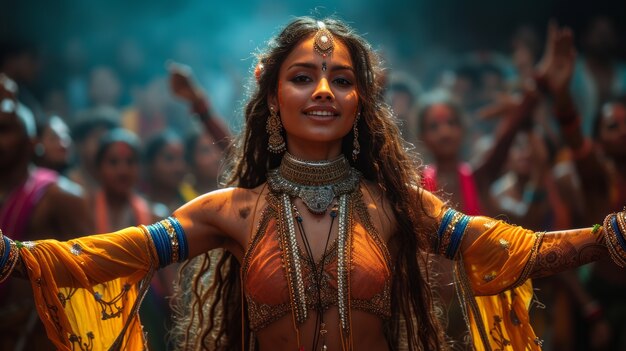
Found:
[0,225,162,350]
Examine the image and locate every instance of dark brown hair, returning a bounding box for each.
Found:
[171,16,446,351]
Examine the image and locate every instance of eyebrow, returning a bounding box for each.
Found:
[287,62,354,72]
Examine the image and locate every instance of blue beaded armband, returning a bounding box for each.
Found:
[435,208,471,260]
[145,217,189,268]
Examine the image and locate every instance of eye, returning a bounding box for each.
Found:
[290,74,312,84]
[333,77,353,86]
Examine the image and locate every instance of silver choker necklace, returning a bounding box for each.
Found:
[267,152,360,214]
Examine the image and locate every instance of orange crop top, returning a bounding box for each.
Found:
[242,192,392,332]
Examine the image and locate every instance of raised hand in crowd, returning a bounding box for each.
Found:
[167,61,230,149]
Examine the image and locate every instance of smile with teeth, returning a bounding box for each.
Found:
[305,110,338,117]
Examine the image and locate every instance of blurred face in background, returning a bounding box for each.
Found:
[508,132,533,178]
[150,140,186,191]
[37,116,72,171]
[420,103,463,161]
[97,142,139,198]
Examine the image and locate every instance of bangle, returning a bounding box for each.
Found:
[603,212,626,267]
[0,237,20,284]
[435,208,471,260]
[144,217,189,268]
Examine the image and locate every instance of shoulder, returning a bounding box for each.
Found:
[173,184,269,238]
[179,184,267,213]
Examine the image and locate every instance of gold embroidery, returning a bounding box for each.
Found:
[242,190,392,333]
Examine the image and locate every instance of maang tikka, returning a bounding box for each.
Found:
[267,106,286,153]
[313,21,334,58]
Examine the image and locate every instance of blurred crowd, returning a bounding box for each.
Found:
[1,12,626,351]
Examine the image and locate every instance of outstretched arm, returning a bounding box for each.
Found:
[422,188,607,294]
[1,187,251,285]
[0,187,254,350]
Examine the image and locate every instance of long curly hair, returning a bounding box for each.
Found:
[170,16,446,351]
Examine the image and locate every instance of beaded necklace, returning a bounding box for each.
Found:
[268,152,359,350]
[293,202,337,351]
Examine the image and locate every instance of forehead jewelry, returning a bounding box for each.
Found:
[313,21,335,58]
[321,62,327,72]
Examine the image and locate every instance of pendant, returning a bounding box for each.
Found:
[299,186,335,214]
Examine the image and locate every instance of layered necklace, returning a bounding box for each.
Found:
[267,152,360,351]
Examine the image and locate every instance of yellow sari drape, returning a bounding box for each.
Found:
[459,220,543,351]
[18,227,155,351]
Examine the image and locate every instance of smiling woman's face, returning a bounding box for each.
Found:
[271,34,359,157]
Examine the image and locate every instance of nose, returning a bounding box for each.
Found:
[312,77,334,101]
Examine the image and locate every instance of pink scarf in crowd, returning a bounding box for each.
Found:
[0,167,58,240]
[422,163,482,216]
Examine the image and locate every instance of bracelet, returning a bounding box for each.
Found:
[602,212,626,267]
[144,217,189,268]
[0,229,5,257]
[435,208,471,260]
[0,236,20,284]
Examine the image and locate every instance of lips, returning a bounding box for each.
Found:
[302,106,339,117]
[305,110,337,117]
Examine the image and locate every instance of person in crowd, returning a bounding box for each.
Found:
[0,18,619,351]
[91,128,171,351]
[33,115,73,173]
[66,109,119,199]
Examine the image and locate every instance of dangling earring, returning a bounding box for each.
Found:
[267,106,286,153]
[352,112,360,161]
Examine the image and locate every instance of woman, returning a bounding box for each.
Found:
[93,128,153,232]
[0,18,618,351]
